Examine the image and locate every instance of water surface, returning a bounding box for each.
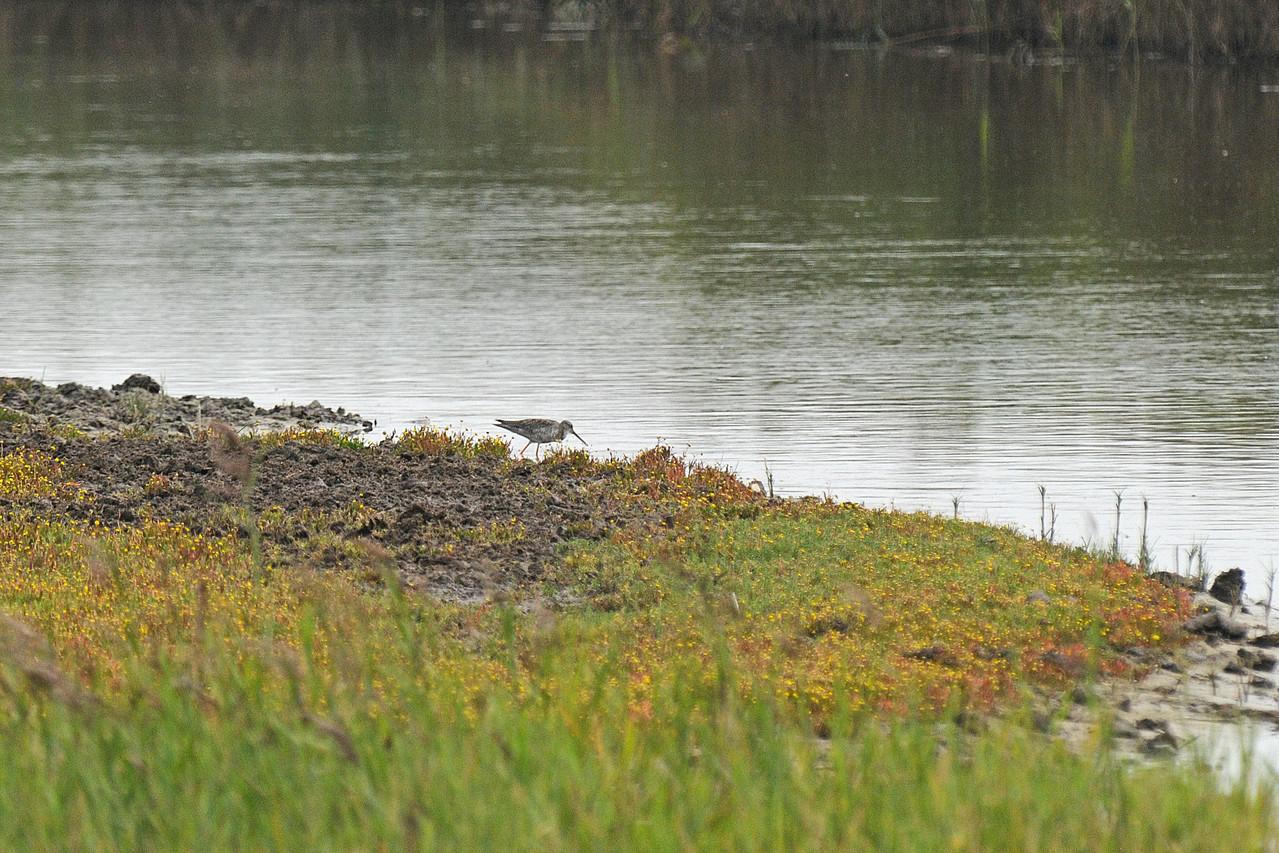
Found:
[1,9,1276,583]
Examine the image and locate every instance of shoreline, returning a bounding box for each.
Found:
[1060,590,1279,760]
[4,374,1278,757]
[0,375,373,439]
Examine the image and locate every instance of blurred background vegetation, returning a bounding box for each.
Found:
[0,0,1276,63]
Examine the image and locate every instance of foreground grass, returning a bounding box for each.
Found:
[2,656,1273,851]
[0,437,1272,849]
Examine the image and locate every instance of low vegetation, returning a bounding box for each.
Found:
[0,431,1272,849]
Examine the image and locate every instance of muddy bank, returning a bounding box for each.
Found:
[5,375,1276,750]
[1,375,372,438]
[0,376,639,601]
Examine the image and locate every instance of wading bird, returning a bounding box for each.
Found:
[495,418,586,459]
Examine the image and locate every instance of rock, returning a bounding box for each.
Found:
[1192,592,1225,611]
[1182,609,1249,640]
[1026,590,1052,605]
[1149,570,1204,591]
[1236,648,1277,672]
[1208,568,1245,605]
[1140,730,1179,757]
[1132,717,1181,756]
[1122,645,1155,662]
[114,373,161,394]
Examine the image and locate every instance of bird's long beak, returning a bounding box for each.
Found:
[571,429,587,446]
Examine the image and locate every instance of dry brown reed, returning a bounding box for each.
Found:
[0,613,97,709]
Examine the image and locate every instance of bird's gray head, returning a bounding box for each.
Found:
[561,421,586,445]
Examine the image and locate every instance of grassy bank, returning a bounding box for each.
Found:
[0,431,1273,848]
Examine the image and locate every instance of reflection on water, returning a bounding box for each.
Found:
[0,8,1276,584]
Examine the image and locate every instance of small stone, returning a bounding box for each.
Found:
[1183,647,1211,663]
[1192,592,1226,611]
[1149,570,1204,592]
[1140,730,1179,757]
[1182,610,1249,640]
[1238,648,1277,672]
[1026,590,1052,605]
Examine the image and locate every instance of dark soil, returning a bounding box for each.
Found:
[0,377,642,601]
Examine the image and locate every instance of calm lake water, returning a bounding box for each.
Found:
[1,8,1276,586]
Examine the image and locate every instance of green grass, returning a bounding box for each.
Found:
[395,425,511,459]
[0,438,1271,849]
[548,500,1186,719]
[0,621,1274,851]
